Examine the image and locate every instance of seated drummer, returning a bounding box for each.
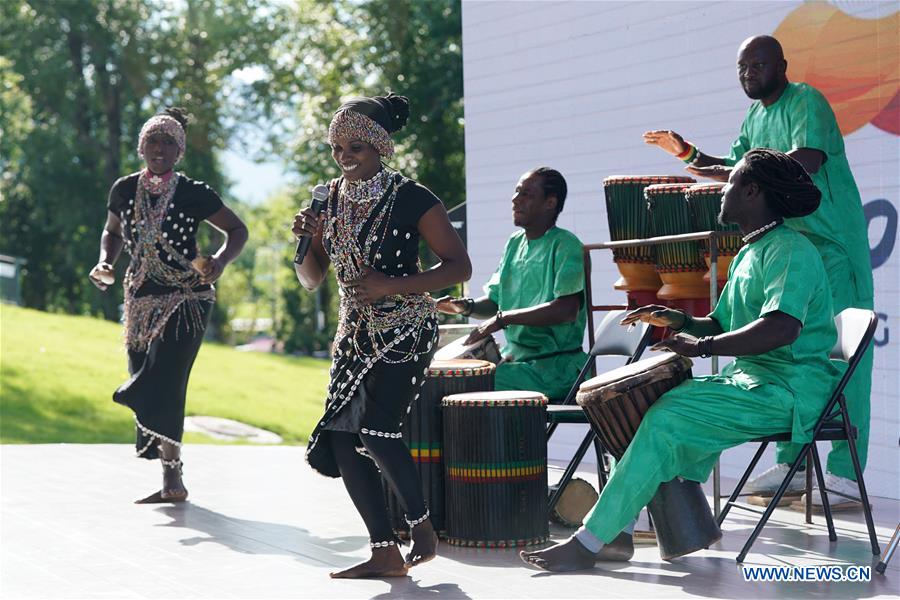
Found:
[521,148,841,571]
[437,167,589,401]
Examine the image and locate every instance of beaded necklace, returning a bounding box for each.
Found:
[340,167,392,204]
[742,219,782,243]
[122,170,214,351]
[324,169,436,366]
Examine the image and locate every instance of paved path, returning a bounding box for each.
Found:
[1,444,896,599]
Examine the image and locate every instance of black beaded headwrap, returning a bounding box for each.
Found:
[740,148,821,218]
[328,93,410,158]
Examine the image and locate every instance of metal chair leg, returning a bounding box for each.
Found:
[805,450,813,524]
[840,400,881,555]
[548,430,595,513]
[718,441,769,526]
[736,445,809,563]
[593,436,608,490]
[811,443,837,541]
[876,523,899,574]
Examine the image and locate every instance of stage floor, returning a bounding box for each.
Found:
[1,444,896,599]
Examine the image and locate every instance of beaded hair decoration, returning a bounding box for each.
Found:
[328,109,395,158]
[137,115,186,164]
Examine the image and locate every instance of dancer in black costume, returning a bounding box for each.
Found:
[292,93,470,578]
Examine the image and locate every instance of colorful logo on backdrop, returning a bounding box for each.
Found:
[774,3,899,136]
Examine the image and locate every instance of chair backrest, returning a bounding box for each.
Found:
[830,307,877,363]
[810,308,878,429]
[588,309,652,360]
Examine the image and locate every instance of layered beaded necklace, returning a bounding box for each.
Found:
[340,167,392,204]
[324,169,436,365]
[122,170,213,352]
[142,169,174,196]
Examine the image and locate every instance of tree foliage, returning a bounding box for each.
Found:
[0,0,465,351]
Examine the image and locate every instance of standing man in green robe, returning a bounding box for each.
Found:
[643,35,873,507]
[522,149,842,572]
[437,167,588,401]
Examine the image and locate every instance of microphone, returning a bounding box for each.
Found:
[294,184,330,265]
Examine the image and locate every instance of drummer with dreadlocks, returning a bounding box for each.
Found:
[521,149,841,571]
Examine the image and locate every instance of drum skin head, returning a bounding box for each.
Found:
[442,390,547,406]
[428,359,495,377]
[577,353,693,403]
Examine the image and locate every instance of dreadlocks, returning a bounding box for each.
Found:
[740,148,821,218]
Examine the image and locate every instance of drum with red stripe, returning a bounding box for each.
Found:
[441,390,549,547]
[383,359,494,535]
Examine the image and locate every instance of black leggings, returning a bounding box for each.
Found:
[330,431,427,544]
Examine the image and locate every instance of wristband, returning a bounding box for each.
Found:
[461,297,475,317]
[495,310,507,329]
[680,144,698,164]
[698,336,715,358]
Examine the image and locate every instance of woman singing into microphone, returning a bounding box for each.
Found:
[292,93,470,578]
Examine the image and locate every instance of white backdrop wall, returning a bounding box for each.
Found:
[461,1,899,498]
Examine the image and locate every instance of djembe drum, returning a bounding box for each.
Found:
[442,390,549,547]
[645,183,708,300]
[576,353,722,560]
[384,359,495,535]
[434,333,502,364]
[685,183,743,283]
[602,175,695,293]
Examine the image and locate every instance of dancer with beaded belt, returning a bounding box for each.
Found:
[89,108,247,503]
[292,93,471,578]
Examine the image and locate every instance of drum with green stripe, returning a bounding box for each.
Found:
[384,359,494,535]
[603,175,694,292]
[442,390,549,547]
[645,182,708,299]
[685,183,743,283]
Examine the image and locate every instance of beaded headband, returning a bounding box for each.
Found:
[137,115,186,164]
[328,109,395,158]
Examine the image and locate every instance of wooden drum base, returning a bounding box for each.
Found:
[614,262,662,292]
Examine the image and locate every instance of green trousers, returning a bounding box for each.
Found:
[775,241,874,481]
[583,376,799,544]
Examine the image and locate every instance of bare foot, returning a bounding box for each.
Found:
[405,518,438,567]
[160,460,188,501]
[595,532,634,562]
[520,537,597,572]
[330,546,409,579]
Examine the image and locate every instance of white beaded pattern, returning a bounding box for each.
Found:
[370,540,396,548]
[360,428,402,439]
[406,507,430,528]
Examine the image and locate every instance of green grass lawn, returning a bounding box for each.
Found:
[0,305,330,445]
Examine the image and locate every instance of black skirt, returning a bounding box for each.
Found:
[113,301,212,459]
[306,310,438,477]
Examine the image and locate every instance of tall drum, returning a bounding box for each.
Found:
[576,354,722,560]
[645,183,708,300]
[685,183,743,283]
[602,175,695,292]
[442,390,549,547]
[384,359,495,535]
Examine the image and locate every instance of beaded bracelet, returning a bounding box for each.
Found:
[698,336,715,358]
[495,310,508,329]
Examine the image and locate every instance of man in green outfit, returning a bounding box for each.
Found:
[522,149,841,571]
[643,35,873,507]
[437,167,588,401]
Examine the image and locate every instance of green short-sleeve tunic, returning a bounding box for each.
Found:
[724,82,873,308]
